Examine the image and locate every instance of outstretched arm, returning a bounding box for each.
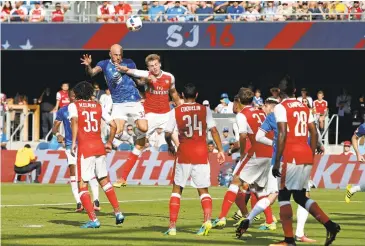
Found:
[80,54,102,77]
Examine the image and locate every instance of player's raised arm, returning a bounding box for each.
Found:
[164,109,177,156]
[80,54,102,77]
[273,104,288,177]
[207,108,225,164]
[68,103,78,156]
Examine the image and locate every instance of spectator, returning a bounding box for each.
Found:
[1,128,8,150]
[297,88,313,107]
[252,89,263,108]
[114,1,131,22]
[149,1,165,22]
[270,87,280,100]
[0,92,7,130]
[296,1,310,20]
[328,1,337,20]
[112,124,135,148]
[313,90,328,134]
[261,1,277,21]
[38,88,54,140]
[14,144,42,183]
[313,1,329,20]
[349,1,362,20]
[0,1,12,22]
[54,82,70,112]
[97,1,115,23]
[335,1,347,20]
[226,1,244,21]
[221,127,230,145]
[215,93,233,113]
[340,141,354,156]
[147,127,166,151]
[14,93,28,105]
[337,88,352,142]
[202,100,212,111]
[275,2,293,21]
[28,1,44,22]
[353,94,365,124]
[93,82,105,101]
[207,141,218,153]
[240,3,259,21]
[99,88,113,114]
[195,1,213,22]
[165,1,186,22]
[10,1,28,22]
[51,2,66,22]
[227,138,236,154]
[137,1,150,21]
[213,1,229,21]
[182,1,198,14]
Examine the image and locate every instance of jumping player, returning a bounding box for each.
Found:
[345,122,365,202]
[69,81,124,228]
[80,44,148,187]
[164,83,225,236]
[52,90,100,212]
[270,78,340,246]
[113,53,181,187]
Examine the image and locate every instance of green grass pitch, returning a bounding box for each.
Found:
[1,184,365,246]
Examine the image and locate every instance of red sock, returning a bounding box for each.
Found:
[250,192,258,209]
[102,182,120,214]
[264,205,274,224]
[169,193,181,228]
[307,200,330,224]
[279,203,294,238]
[200,194,212,222]
[235,190,248,216]
[79,188,97,221]
[219,184,239,219]
[121,149,141,180]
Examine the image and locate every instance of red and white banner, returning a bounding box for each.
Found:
[1,150,364,188]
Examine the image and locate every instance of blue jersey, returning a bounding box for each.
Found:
[55,106,72,147]
[96,59,141,103]
[259,112,277,165]
[355,123,365,138]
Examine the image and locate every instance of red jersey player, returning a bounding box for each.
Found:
[270,78,340,246]
[54,82,70,111]
[69,81,123,228]
[114,54,181,187]
[313,90,328,133]
[163,83,225,236]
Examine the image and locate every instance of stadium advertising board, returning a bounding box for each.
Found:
[1,150,364,188]
[2,23,365,50]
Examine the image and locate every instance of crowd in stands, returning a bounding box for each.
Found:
[1,1,364,23]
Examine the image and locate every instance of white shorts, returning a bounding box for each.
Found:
[232,154,247,176]
[277,163,312,191]
[77,155,108,182]
[65,148,76,165]
[174,163,210,188]
[253,166,279,197]
[111,102,146,122]
[146,112,169,136]
[239,157,271,188]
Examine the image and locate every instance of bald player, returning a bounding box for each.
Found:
[81,45,148,187]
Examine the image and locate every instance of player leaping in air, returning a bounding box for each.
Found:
[270,77,340,246]
[164,83,225,236]
[52,90,100,212]
[81,44,148,187]
[345,122,365,203]
[69,81,124,228]
[113,53,181,187]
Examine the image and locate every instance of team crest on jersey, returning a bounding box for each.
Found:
[165,79,169,84]
[111,71,123,85]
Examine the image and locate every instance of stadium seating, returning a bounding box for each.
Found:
[36,142,50,150]
[158,144,169,152]
[118,143,132,151]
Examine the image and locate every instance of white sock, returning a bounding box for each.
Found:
[350,185,362,193]
[89,177,99,201]
[247,197,270,224]
[295,205,309,237]
[70,176,80,203]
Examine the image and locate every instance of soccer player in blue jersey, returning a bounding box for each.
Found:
[52,90,100,212]
[345,123,365,203]
[80,44,148,187]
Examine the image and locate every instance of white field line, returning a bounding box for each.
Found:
[1,198,363,207]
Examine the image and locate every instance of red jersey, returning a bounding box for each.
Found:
[69,100,109,158]
[143,71,175,114]
[165,102,216,164]
[51,10,64,22]
[313,99,328,115]
[114,3,132,22]
[0,8,10,21]
[236,106,273,158]
[98,5,112,21]
[57,90,70,108]
[274,98,315,164]
[29,8,44,22]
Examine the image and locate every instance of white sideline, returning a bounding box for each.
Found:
[1,198,363,207]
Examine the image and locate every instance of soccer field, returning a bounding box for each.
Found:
[1,184,365,246]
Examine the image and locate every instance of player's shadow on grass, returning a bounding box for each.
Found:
[330,212,365,218]
[43,207,139,217]
[48,220,82,227]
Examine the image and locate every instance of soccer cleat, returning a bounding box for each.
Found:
[164,228,177,236]
[93,200,101,211]
[196,221,212,236]
[272,215,278,223]
[212,218,226,228]
[113,179,127,188]
[115,213,125,225]
[325,223,341,246]
[235,218,250,238]
[253,214,261,221]
[75,203,83,212]
[269,241,297,246]
[232,210,243,221]
[345,184,354,203]
[233,216,246,227]
[80,220,100,228]
[258,222,277,231]
[295,235,317,243]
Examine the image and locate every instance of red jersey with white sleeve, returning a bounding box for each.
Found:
[165,102,216,164]
[68,100,113,158]
[313,99,328,115]
[29,7,45,22]
[274,98,314,164]
[133,70,175,114]
[236,106,273,158]
[57,90,70,108]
